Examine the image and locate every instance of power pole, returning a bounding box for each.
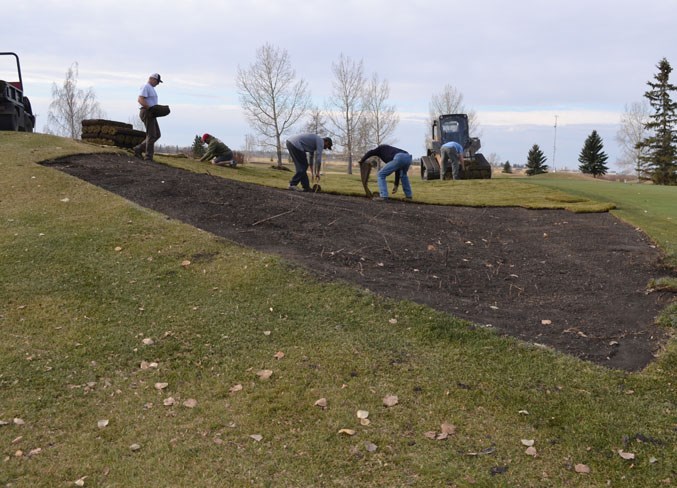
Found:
[552,115,558,172]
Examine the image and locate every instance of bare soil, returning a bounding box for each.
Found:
[43,153,675,371]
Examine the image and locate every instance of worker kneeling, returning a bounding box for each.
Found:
[200,133,236,167]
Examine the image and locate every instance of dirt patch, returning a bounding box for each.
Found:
[43,153,675,371]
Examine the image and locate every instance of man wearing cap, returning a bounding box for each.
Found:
[357,144,413,201]
[133,73,163,161]
[440,140,465,180]
[285,134,332,192]
[199,133,235,167]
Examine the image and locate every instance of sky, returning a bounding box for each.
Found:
[3,0,676,172]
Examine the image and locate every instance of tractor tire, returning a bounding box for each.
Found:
[0,113,18,131]
[474,153,492,179]
[420,156,440,180]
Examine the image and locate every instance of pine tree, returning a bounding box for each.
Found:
[578,130,609,177]
[191,135,205,158]
[525,144,548,176]
[502,161,512,173]
[638,58,677,185]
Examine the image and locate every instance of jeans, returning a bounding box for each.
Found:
[440,145,460,180]
[286,140,311,190]
[377,152,412,198]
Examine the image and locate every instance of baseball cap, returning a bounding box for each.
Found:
[150,73,163,83]
[323,137,333,149]
[201,133,210,143]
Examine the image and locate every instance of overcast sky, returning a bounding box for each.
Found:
[4,0,676,172]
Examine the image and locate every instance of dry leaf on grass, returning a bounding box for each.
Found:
[440,422,456,435]
[256,369,273,380]
[618,450,635,460]
[525,446,538,457]
[114,246,122,252]
[356,410,369,419]
[97,419,109,429]
[314,398,327,409]
[521,439,535,447]
[388,318,398,324]
[250,434,263,442]
[163,397,176,406]
[574,463,591,474]
[273,351,285,360]
[154,382,168,390]
[382,395,399,407]
[229,384,243,393]
[129,443,141,451]
[338,429,356,436]
[364,441,378,452]
[183,399,198,408]
[181,260,191,268]
[142,338,154,346]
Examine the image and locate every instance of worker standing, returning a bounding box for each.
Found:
[133,73,164,161]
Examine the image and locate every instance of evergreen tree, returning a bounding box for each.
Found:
[502,161,512,173]
[638,58,677,185]
[191,135,205,158]
[525,144,548,176]
[578,130,609,177]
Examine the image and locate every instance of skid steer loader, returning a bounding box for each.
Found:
[420,114,491,180]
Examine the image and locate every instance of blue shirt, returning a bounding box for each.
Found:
[441,141,463,154]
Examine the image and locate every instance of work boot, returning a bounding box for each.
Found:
[372,196,388,202]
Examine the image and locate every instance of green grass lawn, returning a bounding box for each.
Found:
[1,133,675,487]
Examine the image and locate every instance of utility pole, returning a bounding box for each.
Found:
[552,115,558,172]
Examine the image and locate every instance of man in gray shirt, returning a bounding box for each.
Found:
[286,134,332,191]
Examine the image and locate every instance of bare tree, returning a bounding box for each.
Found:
[362,73,399,148]
[428,84,479,136]
[236,43,310,167]
[47,62,105,139]
[616,101,651,178]
[326,54,366,174]
[304,105,327,134]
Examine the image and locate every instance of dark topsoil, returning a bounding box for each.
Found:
[43,153,676,371]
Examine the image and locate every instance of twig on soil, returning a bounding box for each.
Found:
[252,205,299,226]
[382,235,395,257]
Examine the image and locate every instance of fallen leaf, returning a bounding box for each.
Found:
[436,432,448,440]
[521,439,535,447]
[183,399,198,408]
[163,397,176,406]
[541,319,552,325]
[424,431,437,439]
[382,395,399,407]
[525,446,538,457]
[427,244,437,252]
[229,384,243,393]
[97,419,109,429]
[360,418,371,426]
[273,351,285,360]
[618,450,635,460]
[356,410,369,419]
[518,410,529,415]
[250,434,263,442]
[314,398,327,409]
[263,330,271,336]
[13,418,25,425]
[256,369,273,380]
[574,464,591,474]
[129,443,141,451]
[60,197,70,203]
[154,382,168,390]
[181,260,191,268]
[114,246,122,252]
[338,429,356,436]
[440,422,456,435]
[364,441,378,452]
[388,318,398,324]
[28,448,42,456]
[142,338,154,346]
[140,361,151,370]
[74,477,87,486]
